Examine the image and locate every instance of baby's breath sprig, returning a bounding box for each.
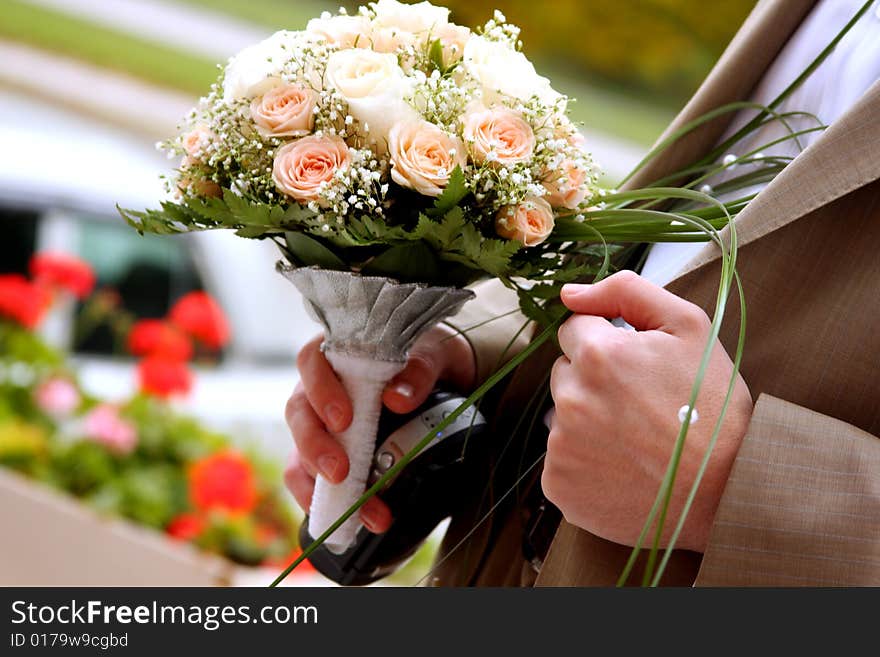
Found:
[479,10,521,48]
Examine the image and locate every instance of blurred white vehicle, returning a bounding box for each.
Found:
[0,90,318,461]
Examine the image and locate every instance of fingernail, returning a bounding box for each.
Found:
[392,382,415,398]
[360,510,376,532]
[317,455,340,482]
[325,403,345,432]
[562,283,588,295]
[360,506,382,533]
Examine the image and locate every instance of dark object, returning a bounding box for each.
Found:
[300,389,489,585]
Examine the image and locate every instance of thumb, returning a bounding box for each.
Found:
[382,349,441,414]
[560,271,706,333]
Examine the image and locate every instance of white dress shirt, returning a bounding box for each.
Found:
[640,0,880,287]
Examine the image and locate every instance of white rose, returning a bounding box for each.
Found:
[371,0,449,34]
[223,30,319,103]
[306,14,371,49]
[463,36,561,105]
[324,48,419,153]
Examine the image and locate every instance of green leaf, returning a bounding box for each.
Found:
[428,38,445,72]
[528,283,564,300]
[514,287,559,328]
[414,208,465,249]
[463,234,521,275]
[236,225,271,238]
[284,232,346,270]
[428,166,468,218]
[280,203,318,226]
[361,241,439,283]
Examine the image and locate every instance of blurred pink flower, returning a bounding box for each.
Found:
[34,378,80,418]
[83,404,137,455]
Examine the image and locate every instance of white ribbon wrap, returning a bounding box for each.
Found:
[278,264,474,553]
[309,353,404,552]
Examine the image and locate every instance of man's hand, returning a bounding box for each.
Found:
[284,324,475,534]
[543,271,753,552]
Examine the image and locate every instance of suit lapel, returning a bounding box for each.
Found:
[672,79,880,281]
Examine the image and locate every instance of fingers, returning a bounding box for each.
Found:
[284,450,393,534]
[557,313,617,364]
[296,336,352,433]
[382,324,476,414]
[285,387,393,533]
[382,351,441,414]
[285,384,349,483]
[561,271,709,334]
[284,450,315,512]
[360,497,393,534]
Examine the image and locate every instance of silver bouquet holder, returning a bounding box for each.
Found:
[278,263,474,553]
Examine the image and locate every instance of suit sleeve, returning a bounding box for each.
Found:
[695,394,880,586]
[442,278,532,386]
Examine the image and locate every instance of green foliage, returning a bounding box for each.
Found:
[49,441,118,497]
[119,191,318,238]
[176,0,327,32]
[427,38,446,73]
[105,465,187,529]
[0,320,301,567]
[428,166,470,218]
[197,514,269,567]
[361,242,439,282]
[284,232,347,270]
[123,190,528,287]
[1,0,218,97]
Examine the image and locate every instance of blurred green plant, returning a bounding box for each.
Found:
[440,0,756,103]
[0,316,302,570]
[1,0,218,95]
[178,0,329,30]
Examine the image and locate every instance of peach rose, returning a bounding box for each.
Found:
[368,25,417,54]
[306,14,371,48]
[272,135,351,203]
[463,107,535,166]
[543,160,589,209]
[250,84,318,138]
[433,23,471,66]
[389,120,465,197]
[495,196,555,246]
[182,125,214,160]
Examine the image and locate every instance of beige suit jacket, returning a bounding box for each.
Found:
[436,0,880,587]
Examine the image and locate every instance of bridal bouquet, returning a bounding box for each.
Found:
[122,1,605,554]
[123,0,845,584]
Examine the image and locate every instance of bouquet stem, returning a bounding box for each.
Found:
[308,352,404,553]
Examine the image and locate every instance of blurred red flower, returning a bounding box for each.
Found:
[189,451,258,514]
[29,252,96,299]
[137,356,193,398]
[0,274,51,329]
[128,319,193,361]
[166,513,206,541]
[169,292,230,350]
